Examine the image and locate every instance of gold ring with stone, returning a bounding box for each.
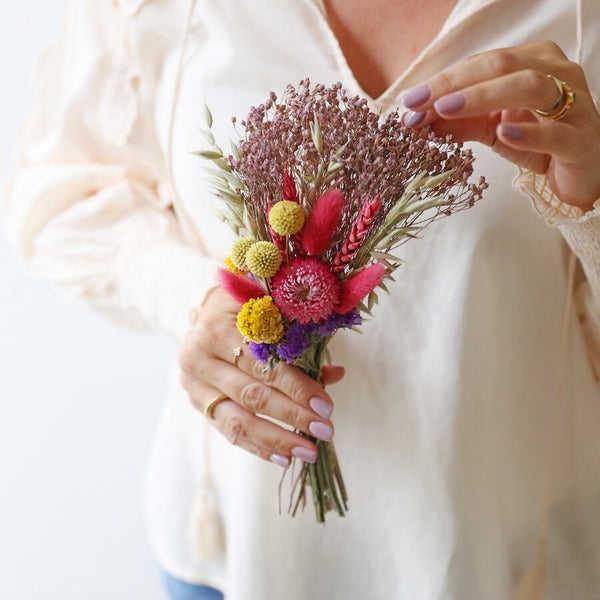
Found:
[233,346,242,367]
[204,393,229,419]
[533,74,576,121]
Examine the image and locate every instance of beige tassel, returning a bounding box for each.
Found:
[512,538,547,600]
[189,420,226,562]
[190,471,226,562]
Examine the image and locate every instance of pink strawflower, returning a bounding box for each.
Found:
[300,189,344,255]
[271,258,341,324]
[218,268,267,305]
[337,263,385,313]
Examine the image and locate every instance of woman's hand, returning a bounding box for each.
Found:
[401,40,600,212]
[179,287,344,468]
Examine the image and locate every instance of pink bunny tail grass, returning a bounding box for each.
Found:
[337,263,385,313]
[333,196,381,273]
[282,170,299,202]
[300,189,344,256]
[266,203,288,259]
[218,268,267,305]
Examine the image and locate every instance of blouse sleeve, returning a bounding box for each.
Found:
[514,167,600,383]
[1,0,219,344]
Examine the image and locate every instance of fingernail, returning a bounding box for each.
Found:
[499,123,524,139]
[270,454,290,468]
[402,84,431,108]
[404,110,426,127]
[292,446,318,463]
[310,396,334,419]
[434,93,466,115]
[309,421,333,441]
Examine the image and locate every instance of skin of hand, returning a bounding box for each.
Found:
[401,40,600,212]
[179,287,345,468]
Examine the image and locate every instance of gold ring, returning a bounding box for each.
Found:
[533,74,576,121]
[233,346,242,367]
[204,393,229,419]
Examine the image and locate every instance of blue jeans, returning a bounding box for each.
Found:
[163,571,224,600]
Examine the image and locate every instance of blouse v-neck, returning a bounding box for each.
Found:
[304,0,503,110]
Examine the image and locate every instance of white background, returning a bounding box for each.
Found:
[0,2,171,598]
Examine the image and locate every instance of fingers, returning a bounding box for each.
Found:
[431,70,563,119]
[401,42,571,112]
[183,379,320,468]
[213,341,336,418]
[496,120,580,159]
[198,358,335,441]
[321,365,345,385]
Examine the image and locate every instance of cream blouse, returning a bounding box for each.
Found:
[3,0,600,598]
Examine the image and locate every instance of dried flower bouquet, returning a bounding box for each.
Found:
[197,80,487,522]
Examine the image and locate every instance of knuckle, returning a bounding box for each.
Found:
[270,434,290,454]
[221,415,245,446]
[520,68,546,91]
[435,70,455,94]
[539,39,565,58]
[286,376,308,404]
[259,364,279,385]
[240,383,269,414]
[178,347,196,373]
[284,407,305,432]
[487,51,517,76]
[179,370,190,390]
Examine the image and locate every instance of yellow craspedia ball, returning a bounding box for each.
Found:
[230,236,256,271]
[224,255,246,275]
[237,297,284,344]
[268,200,306,236]
[245,241,282,278]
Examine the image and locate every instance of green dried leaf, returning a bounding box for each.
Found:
[422,169,455,188]
[310,115,323,153]
[230,139,242,162]
[370,250,402,263]
[198,127,216,147]
[194,149,223,160]
[201,102,213,128]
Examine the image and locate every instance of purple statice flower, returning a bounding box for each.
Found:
[249,342,274,363]
[316,309,363,336]
[277,322,313,364]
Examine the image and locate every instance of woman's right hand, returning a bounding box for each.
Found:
[178,287,344,468]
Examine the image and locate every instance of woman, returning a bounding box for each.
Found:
[3,0,600,598]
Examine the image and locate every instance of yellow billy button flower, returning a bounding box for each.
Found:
[230,236,256,271]
[224,255,246,275]
[237,296,284,344]
[245,241,282,278]
[268,200,305,236]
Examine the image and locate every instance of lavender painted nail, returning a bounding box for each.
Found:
[270,454,290,468]
[499,123,524,139]
[310,396,334,419]
[404,110,426,127]
[401,84,431,108]
[434,93,466,115]
[292,446,318,463]
[309,421,333,441]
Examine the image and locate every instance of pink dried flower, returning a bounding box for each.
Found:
[228,81,486,250]
[333,196,381,272]
[300,189,344,256]
[218,268,267,305]
[271,258,341,324]
[337,263,385,313]
[282,170,299,202]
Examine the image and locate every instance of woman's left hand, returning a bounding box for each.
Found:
[401,40,600,212]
